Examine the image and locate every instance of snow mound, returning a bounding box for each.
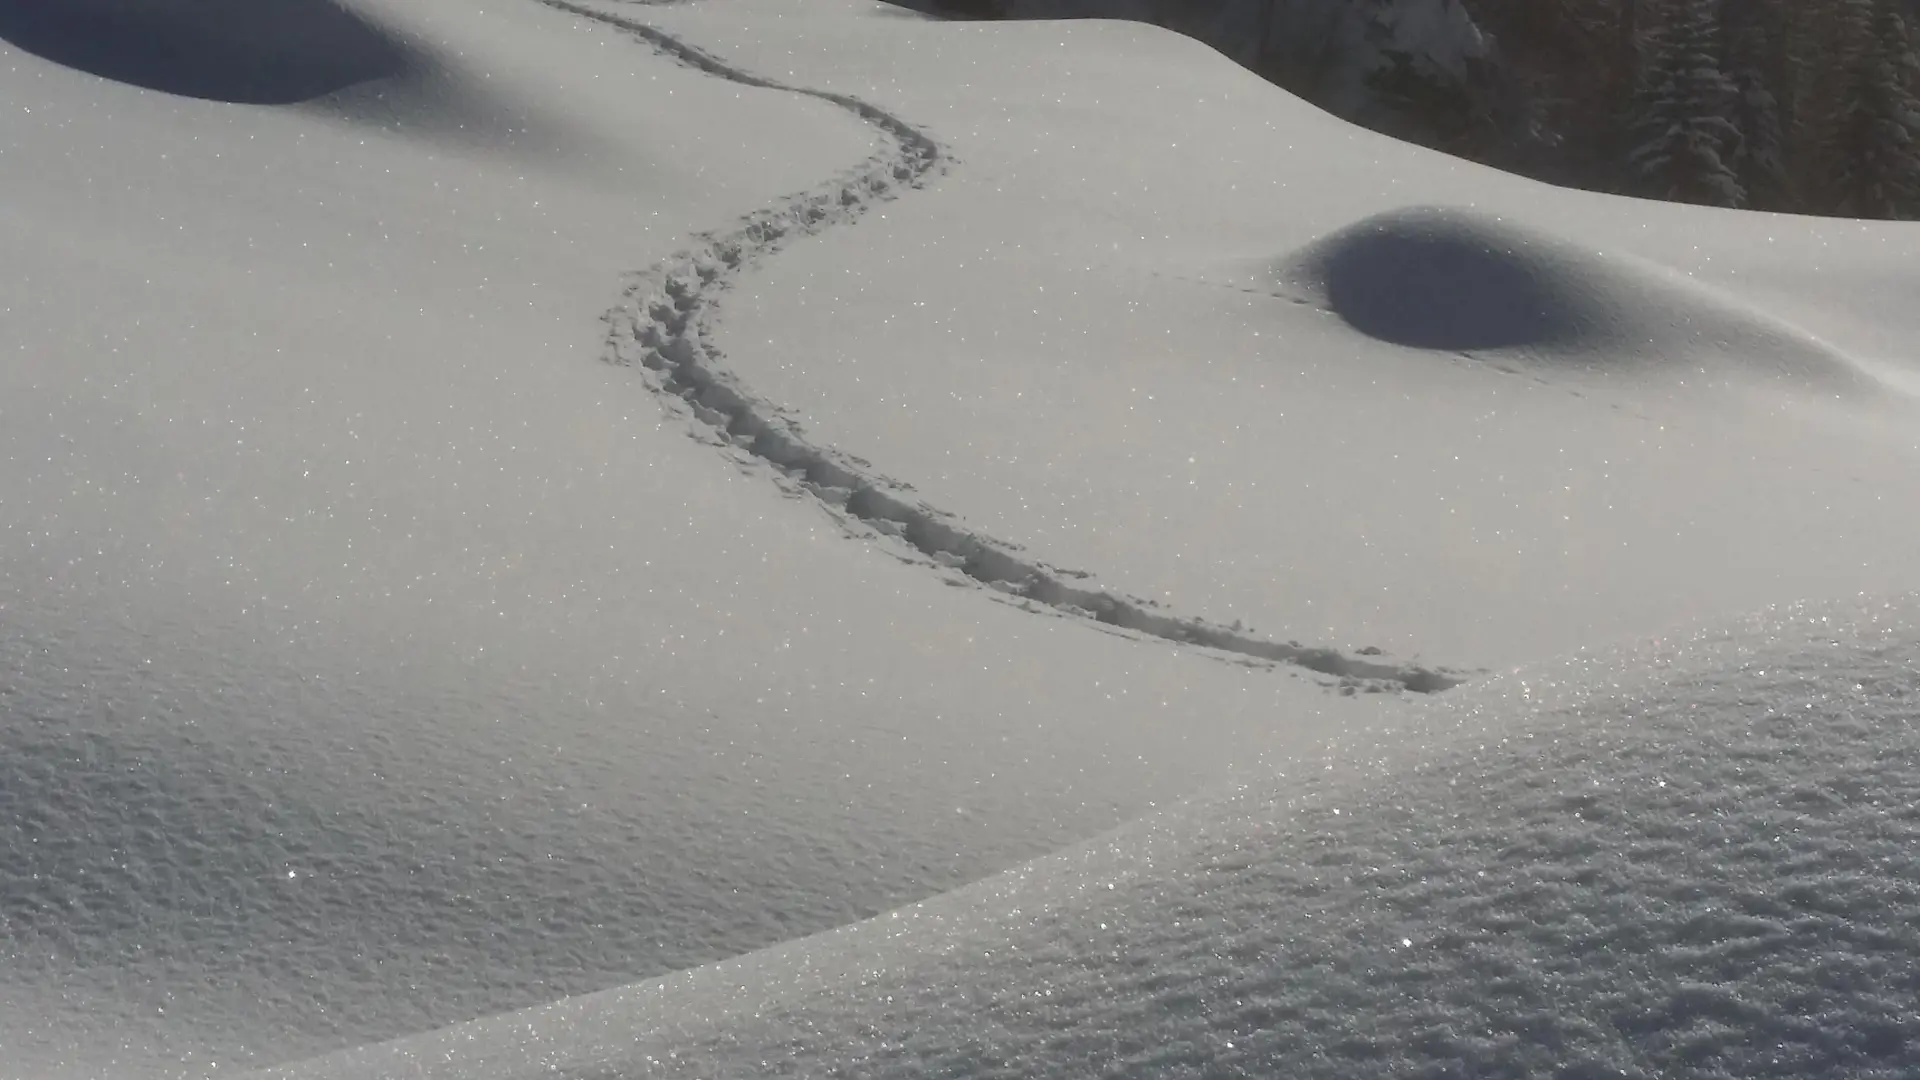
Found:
[0,0,418,105]
[265,596,1920,1080]
[1276,205,1881,395]
[0,0,574,157]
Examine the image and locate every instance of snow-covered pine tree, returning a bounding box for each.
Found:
[1721,0,1789,207]
[1826,0,1920,219]
[1357,0,1501,153]
[1628,0,1744,207]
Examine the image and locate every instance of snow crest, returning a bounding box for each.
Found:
[552,0,1465,694]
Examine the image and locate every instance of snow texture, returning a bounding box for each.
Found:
[5,0,1920,1076]
[265,596,1920,1080]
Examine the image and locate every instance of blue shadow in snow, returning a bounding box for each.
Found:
[0,0,417,105]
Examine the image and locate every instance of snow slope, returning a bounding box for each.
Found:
[5,0,1919,1076]
[267,596,1920,1079]
[629,0,1920,666]
[0,1,1359,1074]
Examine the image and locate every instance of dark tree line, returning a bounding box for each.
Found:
[1455,0,1920,217]
[908,0,1920,219]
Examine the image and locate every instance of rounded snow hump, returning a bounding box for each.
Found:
[0,0,609,170]
[0,0,418,105]
[1274,205,1885,397]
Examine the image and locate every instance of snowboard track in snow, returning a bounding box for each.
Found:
[540,0,1465,695]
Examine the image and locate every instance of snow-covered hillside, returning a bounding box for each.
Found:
[265,596,1920,1080]
[2,0,1917,1077]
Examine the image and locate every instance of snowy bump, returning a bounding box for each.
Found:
[1276,205,1883,396]
[0,0,417,105]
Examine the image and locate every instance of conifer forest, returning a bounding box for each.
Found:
[1456,0,1920,217]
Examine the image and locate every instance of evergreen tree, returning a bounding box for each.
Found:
[1827,0,1920,219]
[1357,0,1500,151]
[1721,0,1789,207]
[1628,0,1744,206]
[1601,0,1645,176]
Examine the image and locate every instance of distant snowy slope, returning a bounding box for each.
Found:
[630,0,1920,667]
[264,595,1920,1080]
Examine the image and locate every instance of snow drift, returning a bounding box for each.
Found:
[0,0,415,105]
[1274,205,1883,395]
[264,596,1920,1079]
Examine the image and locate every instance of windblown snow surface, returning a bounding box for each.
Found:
[266,596,1920,1080]
[3,0,1919,1076]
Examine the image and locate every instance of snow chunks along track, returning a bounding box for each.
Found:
[539,1,1463,695]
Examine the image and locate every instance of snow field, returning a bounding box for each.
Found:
[4,0,1920,1076]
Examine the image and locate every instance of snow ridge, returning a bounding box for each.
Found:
[542,0,1465,695]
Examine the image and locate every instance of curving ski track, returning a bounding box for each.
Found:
[539,0,1465,695]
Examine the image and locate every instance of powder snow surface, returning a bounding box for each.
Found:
[269,597,1920,1079]
[3,0,1918,1076]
